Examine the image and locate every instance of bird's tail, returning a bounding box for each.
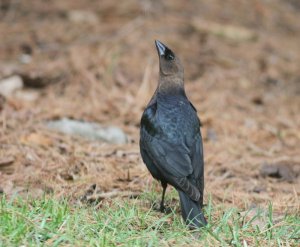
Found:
[178,190,207,228]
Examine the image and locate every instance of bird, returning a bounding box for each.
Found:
[139,40,207,228]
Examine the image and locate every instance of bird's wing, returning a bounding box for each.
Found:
[187,102,204,202]
[146,137,201,201]
[189,100,203,127]
[187,101,204,187]
[146,137,193,177]
[141,103,201,201]
[191,133,205,205]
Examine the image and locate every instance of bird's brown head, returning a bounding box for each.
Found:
[155,40,184,93]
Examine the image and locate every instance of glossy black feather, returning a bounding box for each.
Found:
[140,93,203,201]
[140,40,206,228]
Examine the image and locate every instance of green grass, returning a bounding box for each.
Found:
[0,192,299,247]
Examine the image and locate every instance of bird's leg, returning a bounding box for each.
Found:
[160,182,167,212]
[152,182,170,213]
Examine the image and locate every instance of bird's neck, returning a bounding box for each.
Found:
[158,76,185,96]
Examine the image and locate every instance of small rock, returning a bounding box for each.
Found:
[19,54,32,64]
[0,75,23,97]
[46,118,127,144]
[260,163,295,182]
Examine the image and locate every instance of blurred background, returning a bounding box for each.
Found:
[0,0,299,212]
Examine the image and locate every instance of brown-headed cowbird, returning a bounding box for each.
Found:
[140,40,207,228]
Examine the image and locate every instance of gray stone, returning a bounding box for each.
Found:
[0,75,23,97]
[46,118,127,144]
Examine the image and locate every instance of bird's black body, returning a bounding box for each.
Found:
[140,40,207,228]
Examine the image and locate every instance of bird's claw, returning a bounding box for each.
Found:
[152,202,172,214]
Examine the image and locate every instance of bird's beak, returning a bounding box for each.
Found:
[155,40,166,56]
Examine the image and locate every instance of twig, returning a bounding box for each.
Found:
[86,190,140,201]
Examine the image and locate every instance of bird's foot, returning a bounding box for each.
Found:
[161,205,172,214]
[152,202,172,214]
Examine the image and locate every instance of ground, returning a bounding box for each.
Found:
[0,0,299,246]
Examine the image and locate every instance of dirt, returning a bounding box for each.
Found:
[0,0,299,214]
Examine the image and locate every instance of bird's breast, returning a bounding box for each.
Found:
[156,102,199,143]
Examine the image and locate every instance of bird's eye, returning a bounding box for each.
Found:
[163,47,175,61]
[165,53,174,60]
